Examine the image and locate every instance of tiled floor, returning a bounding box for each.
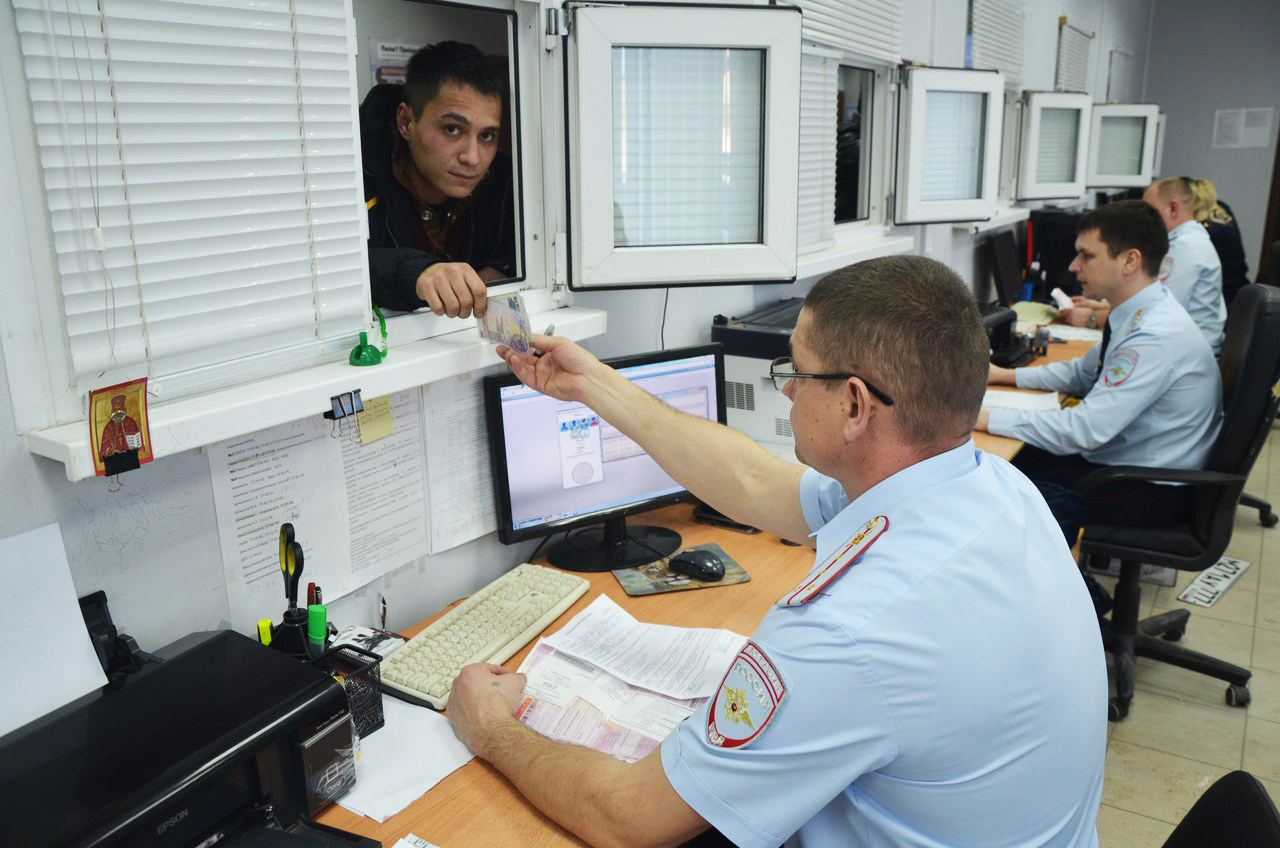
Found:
[1093,425,1280,845]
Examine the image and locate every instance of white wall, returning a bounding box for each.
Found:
[1144,0,1280,273]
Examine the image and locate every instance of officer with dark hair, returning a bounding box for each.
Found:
[361,41,516,315]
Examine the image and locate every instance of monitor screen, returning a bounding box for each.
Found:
[986,229,1024,307]
[484,344,726,571]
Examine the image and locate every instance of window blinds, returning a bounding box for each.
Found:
[796,51,837,252]
[968,0,1024,88]
[611,46,763,247]
[921,90,986,201]
[794,0,900,63]
[1096,115,1146,176]
[1037,107,1080,183]
[1055,19,1092,93]
[12,0,366,401]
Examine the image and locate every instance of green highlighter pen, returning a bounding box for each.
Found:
[307,604,328,657]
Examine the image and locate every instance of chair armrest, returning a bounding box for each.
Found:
[1071,465,1245,493]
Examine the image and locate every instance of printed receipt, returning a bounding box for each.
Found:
[540,595,746,700]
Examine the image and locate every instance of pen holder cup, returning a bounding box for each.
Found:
[311,644,385,738]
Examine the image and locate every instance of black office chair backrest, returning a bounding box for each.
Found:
[1208,284,1280,476]
[1162,770,1280,848]
[1265,240,1280,287]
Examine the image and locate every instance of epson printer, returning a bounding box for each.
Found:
[0,630,375,848]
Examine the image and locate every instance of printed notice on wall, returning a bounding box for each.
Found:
[209,390,428,634]
[423,372,499,554]
[1212,108,1274,149]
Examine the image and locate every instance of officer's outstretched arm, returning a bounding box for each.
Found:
[498,336,812,544]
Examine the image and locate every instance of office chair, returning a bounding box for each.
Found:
[1161,770,1280,848]
[1264,239,1280,287]
[1074,284,1280,721]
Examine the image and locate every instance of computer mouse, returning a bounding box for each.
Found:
[668,549,725,582]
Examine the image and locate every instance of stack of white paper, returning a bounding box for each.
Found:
[981,389,1062,412]
[515,596,746,762]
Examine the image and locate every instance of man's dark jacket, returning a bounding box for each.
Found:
[360,84,516,312]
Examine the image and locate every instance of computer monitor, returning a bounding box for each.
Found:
[986,229,1024,307]
[484,344,726,572]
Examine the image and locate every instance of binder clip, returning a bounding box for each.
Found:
[324,390,364,421]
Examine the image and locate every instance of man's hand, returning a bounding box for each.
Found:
[1070,296,1107,310]
[1057,306,1094,327]
[975,408,990,432]
[447,663,526,759]
[416,262,489,318]
[496,334,611,404]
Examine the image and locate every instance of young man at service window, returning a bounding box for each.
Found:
[361,41,516,318]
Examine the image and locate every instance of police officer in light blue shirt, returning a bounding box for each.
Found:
[1144,177,1226,354]
[449,256,1108,848]
[980,200,1222,532]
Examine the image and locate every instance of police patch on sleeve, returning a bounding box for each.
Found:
[707,641,786,749]
[1104,348,1139,387]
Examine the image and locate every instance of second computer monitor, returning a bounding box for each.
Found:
[484,344,726,572]
[987,229,1024,307]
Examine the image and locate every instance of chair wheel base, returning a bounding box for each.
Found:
[1262,512,1278,528]
[1162,625,1185,642]
[1108,698,1130,722]
[1227,684,1251,707]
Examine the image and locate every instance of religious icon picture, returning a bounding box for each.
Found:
[88,377,154,477]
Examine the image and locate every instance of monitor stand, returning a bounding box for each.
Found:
[546,515,681,572]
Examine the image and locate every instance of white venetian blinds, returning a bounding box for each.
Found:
[1096,115,1147,176]
[968,0,1024,88]
[796,51,838,251]
[795,0,900,64]
[922,91,986,201]
[611,47,763,247]
[1037,107,1081,183]
[12,0,367,400]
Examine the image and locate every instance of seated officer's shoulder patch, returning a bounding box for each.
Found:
[707,641,787,749]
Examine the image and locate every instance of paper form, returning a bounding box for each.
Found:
[209,390,428,635]
[0,524,108,737]
[540,595,746,700]
[981,389,1062,412]
[422,373,498,553]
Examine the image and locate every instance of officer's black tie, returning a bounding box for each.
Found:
[1090,318,1112,390]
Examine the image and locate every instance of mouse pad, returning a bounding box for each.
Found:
[612,543,750,596]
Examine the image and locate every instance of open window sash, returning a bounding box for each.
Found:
[893,67,1004,224]
[1086,103,1160,188]
[1017,92,1091,200]
[565,4,801,289]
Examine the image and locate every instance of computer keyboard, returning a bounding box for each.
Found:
[380,563,590,709]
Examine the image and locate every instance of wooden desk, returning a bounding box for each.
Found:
[317,339,1096,846]
[316,503,815,847]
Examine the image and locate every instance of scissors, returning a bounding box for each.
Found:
[279,523,305,610]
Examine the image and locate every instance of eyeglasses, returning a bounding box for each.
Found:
[768,356,895,406]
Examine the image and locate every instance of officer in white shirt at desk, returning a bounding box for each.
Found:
[1144,176,1227,354]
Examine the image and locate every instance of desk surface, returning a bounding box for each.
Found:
[316,337,1092,846]
[316,503,815,847]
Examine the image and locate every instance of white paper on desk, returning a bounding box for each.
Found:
[981,389,1062,412]
[422,373,498,554]
[0,524,108,737]
[209,390,428,635]
[1047,324,1105,342]
[541,595,746,700]
[338,696,474,823]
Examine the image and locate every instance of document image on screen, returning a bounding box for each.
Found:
[558,409,604,489]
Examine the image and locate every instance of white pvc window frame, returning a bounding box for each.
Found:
[566,4,801,289]
[1086,103,1160,188]
[894,67,1004,224]
[1018,92,1091,200]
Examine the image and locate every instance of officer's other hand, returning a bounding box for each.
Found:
[1058,306,1094,327]
[416,262,489,318]
[1069,296,1106,310]
[446,663,525,759]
